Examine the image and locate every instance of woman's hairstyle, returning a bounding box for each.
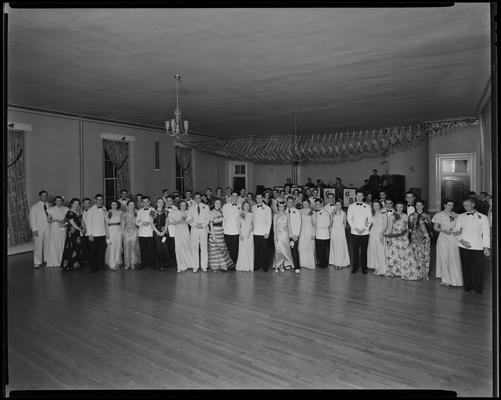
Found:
[136,193,143,198]
[442,198,454,207]
[240,200,252,216]
[371,200,382,215]
[155,197,165,208]
[127,200,135,207]
[415,199,427,209]
[179,200,188,209]
[335,199,343,206]
[53,195,64,202]
[69,197,80,207]
[108,199,118,209]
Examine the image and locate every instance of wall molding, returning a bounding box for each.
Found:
[8,122,32,131]
[100,132,136,142]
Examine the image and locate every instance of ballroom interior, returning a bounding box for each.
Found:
[4,4,497,397]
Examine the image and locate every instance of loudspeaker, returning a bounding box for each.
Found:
[381,174,406,202]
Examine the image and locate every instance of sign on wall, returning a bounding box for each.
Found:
[343,188,356,208]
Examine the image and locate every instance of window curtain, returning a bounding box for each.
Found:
[103,139,130,193]
[7,128,32,246]
[176,146,193,193]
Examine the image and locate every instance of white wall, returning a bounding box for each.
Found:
[428,124,482,211]
[8,108,178,206]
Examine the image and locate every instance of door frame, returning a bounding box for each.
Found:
[228,161,248,192]
[435,152,476,211]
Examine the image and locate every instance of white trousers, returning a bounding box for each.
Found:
[191,228,208,271]
[33,228,50,265]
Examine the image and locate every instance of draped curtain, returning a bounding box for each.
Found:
[103,139,130,193]
[175,146,193,193]
[7,129,32,246]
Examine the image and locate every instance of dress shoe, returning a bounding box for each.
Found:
[34,264,42,269]
[221,269,227,273]
[362,270,368,275]
[351,270,357,274]
[295,269,300,274]
[228,266,236,271]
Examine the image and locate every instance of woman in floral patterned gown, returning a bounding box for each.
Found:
[384,202,416,279]
[61,198,85,271]
[408,200,431,281]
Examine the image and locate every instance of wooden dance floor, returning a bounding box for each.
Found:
[6,251,493,396]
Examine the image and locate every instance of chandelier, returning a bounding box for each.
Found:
[165,74,189,137]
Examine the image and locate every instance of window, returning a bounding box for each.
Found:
[229,162,248,193]
[154,141,160,170]
[176,153,185,195]
[104,149,118,208]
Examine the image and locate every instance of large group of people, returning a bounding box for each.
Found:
[27,172,493,295]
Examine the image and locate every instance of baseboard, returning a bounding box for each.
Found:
[8,242,33,256]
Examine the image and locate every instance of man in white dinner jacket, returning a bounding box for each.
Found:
[347,189,373,274]
[252,194,272,271]
[187,192,210,272]
[453,198,491,294]
[29,190,51,268]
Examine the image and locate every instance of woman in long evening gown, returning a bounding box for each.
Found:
[121,200,141,270]
[328,200,350,269]
[298,200,316,269]
[61,198,85,271]
[171,200,193,272]
[432,200,463,287]
[273,201,295,272]
[408,200,431,281]
[104,200,123,271]
[209,198,234,271]
[46,196,69,267]
[368,200,388,275]
[151,197,172,271]
[236,201,254,272]
[384,202,416,279]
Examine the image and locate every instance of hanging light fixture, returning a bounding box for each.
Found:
[165,74,189,137]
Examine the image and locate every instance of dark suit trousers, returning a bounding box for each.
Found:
[88,236,106,270]
[82,236,90,265]
[139,236,155,269]
[290,238,300,270]
[315,239,330,269]
[254,235,268,270]
[351,234,369,272]
[459,247,485,293]
[224,234,240,264]
[166,235,177,268]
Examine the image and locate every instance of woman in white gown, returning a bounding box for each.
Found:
[236,201,254,272]
[171,200,193,272]
[46,196,69,267]
[328,200,350,269]
[432,199,463,287]
[368,200,388,275]
[298,200,316,269]
[273,201,295,272]
[104,200,123,271]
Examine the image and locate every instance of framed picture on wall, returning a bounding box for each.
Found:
[343,188,356,208]
[324,188,336,203]
[274,186,284,193]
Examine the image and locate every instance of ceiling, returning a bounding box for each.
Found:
[7,5,491,136]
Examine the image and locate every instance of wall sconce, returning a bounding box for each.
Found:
[409,165,416,173]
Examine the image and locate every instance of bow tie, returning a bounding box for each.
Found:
[407,204,414,207]
[467,212,475,215]
[356,203,362,206]
[387,209,393,213]
[143,208,148,210]
[97,206,103,209]
[257,205,263,208]
[167,206,172,209]
[232,203,237,206]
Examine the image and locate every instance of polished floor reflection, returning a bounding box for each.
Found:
[7,252,493,395]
